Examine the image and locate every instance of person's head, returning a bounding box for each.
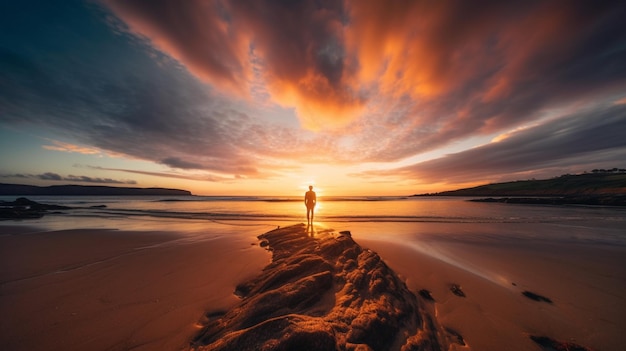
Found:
[309,185,313,190]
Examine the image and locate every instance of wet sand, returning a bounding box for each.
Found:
[357,236,626,351]
[0,225,269,351]
[1,223,624,351]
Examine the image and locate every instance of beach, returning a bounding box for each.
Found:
[357,229,626,350]
[1,197,625,350]
[0,222,271,351]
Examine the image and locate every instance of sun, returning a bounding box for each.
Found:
[300,181,324,197]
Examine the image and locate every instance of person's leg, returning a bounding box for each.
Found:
[306,207,311,224]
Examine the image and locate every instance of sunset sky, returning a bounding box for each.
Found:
[1,0,626,196]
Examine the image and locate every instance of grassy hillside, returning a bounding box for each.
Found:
[0,183,192,196]
[431,172,626,196]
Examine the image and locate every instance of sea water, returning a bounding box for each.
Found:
[1,195,624,247]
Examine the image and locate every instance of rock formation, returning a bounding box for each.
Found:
[190,224,448,351]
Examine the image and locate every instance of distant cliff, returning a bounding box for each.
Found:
[420,172,626,197]
[0,183,192,196]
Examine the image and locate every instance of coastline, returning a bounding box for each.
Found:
[470,195,626,206]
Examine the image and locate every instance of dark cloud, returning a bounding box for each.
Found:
[0,0,270,178]
[64,175,137,184]
[85,165,229,182]
[229,0,347,85]
[160,157,204,170]
[1,172,136,184]
[361,103,626,184]
[102,0,248,93]
[0,173,29,179]
[38,172,63,181]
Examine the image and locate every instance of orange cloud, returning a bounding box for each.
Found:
[103,0,252,95]
[345,1,496,100]
[267,72,365,130]
[43,140,102,155]
[104,0,366,130]
[480,2,578,104]
[101,0,626,155]
[228,0,365,129]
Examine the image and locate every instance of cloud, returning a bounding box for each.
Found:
[229,0,367,130]
[338,0,626,162]
[1,172,136,184]
[0,0,272,178]
[359,103,626,185]
[1,0,625,191]
[42,140,103,155]
[102,0,250,95]
[85,165,230,182]
[101,1,626,134]
[160,157,204,170]
[62,175,137,184]
[102,0,366,129]
[38,172,63,181]
[99,0,626,155]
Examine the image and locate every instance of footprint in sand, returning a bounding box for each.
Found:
[522,291,553,304]
[530,335,592,351]
[450,283,466,297]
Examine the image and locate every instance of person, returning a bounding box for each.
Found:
[304,185,316,225]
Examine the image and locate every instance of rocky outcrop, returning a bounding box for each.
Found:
[190,224,447,351]
[0,197,71,220]
[470,195,626,206]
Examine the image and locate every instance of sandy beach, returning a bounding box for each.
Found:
[1,220,625,351]
[0,224,270,351]
[357,236,626,351]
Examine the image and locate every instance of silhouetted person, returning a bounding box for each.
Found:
[304,185,316,225]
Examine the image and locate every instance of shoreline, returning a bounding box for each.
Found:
[470,195,626,206]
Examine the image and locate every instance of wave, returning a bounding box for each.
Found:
[153,196,411,203]
[69,207,592,224]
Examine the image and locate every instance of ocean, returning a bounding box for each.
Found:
[1,195,625,247]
